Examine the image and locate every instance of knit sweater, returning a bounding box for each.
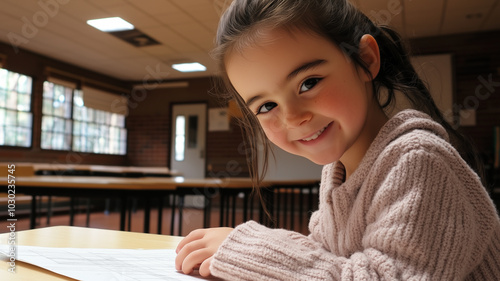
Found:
[210,109,500,280]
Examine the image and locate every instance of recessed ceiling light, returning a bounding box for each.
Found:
[87,17,134,32]
[172,62,207,72]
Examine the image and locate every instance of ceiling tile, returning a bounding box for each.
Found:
[0,12,25,34]
[120,58,172,80]
[181,2,220,22]
[405,0,444,12]
[212,0,232,17]
[405,8,442,38]
[200,20,219,34]
[356,0,397,13]
[102,3,162,28]
[130,0,182,15]
[87,0,126,7]
[172,22,212,38]
[441,7,491,34]
[143,26,200,53]
[482,1,500,31]
[446,0,497,9]
[140,45,176,57]
[60,1,111,21]
[170,0,212,12]
[155,11,193,25]
[388,16,406,37]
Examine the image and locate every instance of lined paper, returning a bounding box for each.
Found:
[0,245,216,281]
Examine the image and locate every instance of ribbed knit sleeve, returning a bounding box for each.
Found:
[209,110,500,280]
[210,221,348,280]
[210,149,499,280]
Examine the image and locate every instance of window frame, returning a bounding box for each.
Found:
[40,81,74,151]
[0,68,34,148]
[72,90,127,155]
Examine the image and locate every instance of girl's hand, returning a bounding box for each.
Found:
[175,227,233,277]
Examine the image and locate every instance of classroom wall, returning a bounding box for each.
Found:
[410,30,500,169]
[261,143,323,181]
[0,42,128,166]
[125,78,250,177]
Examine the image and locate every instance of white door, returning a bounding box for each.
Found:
[170,103,207,178]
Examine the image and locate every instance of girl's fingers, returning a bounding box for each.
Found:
[176,229,206,253]
[175,238,205,270]
[180,248,212,275]
[199,256,213,277]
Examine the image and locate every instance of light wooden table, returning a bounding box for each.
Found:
[0,226,183,280]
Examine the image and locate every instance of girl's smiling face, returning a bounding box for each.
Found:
[226,28,385,167]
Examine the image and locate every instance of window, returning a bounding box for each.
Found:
[0,69,33,147]
[72,90,127,155]
[41,80,127,155]
[41,81,73,150]
[174,115,186,161]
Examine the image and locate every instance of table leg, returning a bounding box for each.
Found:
[157,196,163,234]
[120,195,127,231]
[127,198,133,231]
[37,196,43,227]
[86,198,91,227]
[203,195,211,228]
[178,195,185,236]
[30,195,37,229]
[69,197,75,226]
[47,196,52,225]
[243,191,248,222]
[231,192,236,227]
[170,195,176,235]
[219,191,225,227]
[225,193,232,226]
[144,197,151,233]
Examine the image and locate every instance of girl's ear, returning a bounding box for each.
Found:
[358,34,381,81]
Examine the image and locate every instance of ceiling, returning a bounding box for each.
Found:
[0,0,499,82]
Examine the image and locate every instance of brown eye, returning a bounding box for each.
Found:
[300,78,321,93]
[257,102,277,114]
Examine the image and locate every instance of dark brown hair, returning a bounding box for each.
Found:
[212,0,484,187]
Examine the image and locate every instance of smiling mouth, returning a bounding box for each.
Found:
[301,123,331,142]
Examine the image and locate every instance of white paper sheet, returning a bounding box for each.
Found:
[0,245,216,281]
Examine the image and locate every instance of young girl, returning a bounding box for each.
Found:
[175,0,500,279]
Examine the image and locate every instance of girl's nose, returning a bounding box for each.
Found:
[284,107,312,129]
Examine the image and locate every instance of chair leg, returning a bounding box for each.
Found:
[46,196,52,225]
[86,198,91,227]
[104,198,110,215]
